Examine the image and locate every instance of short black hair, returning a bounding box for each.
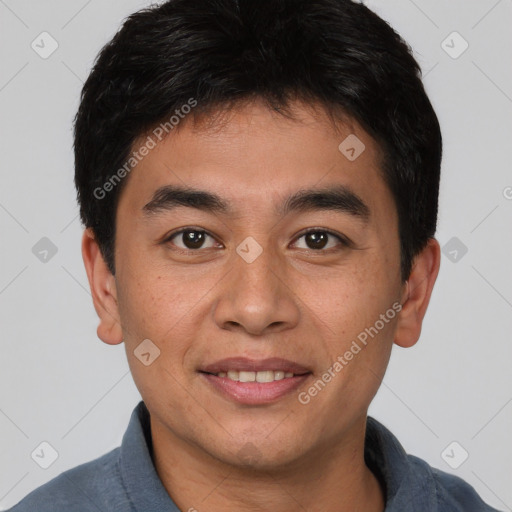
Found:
[74,0,442,281]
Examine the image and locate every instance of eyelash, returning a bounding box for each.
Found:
[163,227,351,253]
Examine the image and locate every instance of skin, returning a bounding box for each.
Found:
[82,98,440,512]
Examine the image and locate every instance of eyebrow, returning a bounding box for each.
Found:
[142,184,370,221]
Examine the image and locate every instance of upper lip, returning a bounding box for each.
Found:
[200,357,311,375]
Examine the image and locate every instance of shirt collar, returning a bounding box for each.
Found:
[120,401,180,511]
[365,416,438,509]
[119,401,438,511]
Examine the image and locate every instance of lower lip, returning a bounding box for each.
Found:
[200,372,311,405]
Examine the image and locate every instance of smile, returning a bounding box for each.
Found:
[208,370,296,382]
[200,371,311,405]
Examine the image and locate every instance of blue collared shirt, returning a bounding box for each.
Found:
[8,400,502,511]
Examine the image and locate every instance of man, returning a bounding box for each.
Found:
[8,0,501,510]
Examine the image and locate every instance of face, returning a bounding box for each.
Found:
[95,100,409,470]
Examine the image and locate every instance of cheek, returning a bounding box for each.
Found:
[302,259,395,333]
[115,257,195,335]
[116,271,202,407]
[297,255,399,399]
[115,262,219,374]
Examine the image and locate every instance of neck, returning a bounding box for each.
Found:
[150,415,385,512]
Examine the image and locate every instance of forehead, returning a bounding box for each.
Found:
[118,99,390,219]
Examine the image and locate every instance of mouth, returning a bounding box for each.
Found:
[198,357,312,405]
[201,369,302,382]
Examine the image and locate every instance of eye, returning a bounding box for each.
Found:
[163,227,350,252]
[292,229,350,251]
[166,228,220,250]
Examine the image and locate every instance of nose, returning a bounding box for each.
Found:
[212,240,301,336]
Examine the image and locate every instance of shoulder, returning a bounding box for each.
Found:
[7,447,133,512]
[408,455,503,512]
[365,417,502,511]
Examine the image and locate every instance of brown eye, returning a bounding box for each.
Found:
[168,229,218,250]
[293,229,349,251]
[304,232,329,250]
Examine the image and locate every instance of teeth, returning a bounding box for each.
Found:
[214,370,296,382]
[239,371,255,382]
[256,370,275,383]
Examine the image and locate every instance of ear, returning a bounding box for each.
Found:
[81,228,123,345]
[394,238,441,348]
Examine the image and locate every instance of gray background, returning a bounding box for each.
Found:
[0,0,511,510]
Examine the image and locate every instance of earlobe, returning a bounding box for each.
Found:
[81,228,124,345]
[394,238,441,348]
